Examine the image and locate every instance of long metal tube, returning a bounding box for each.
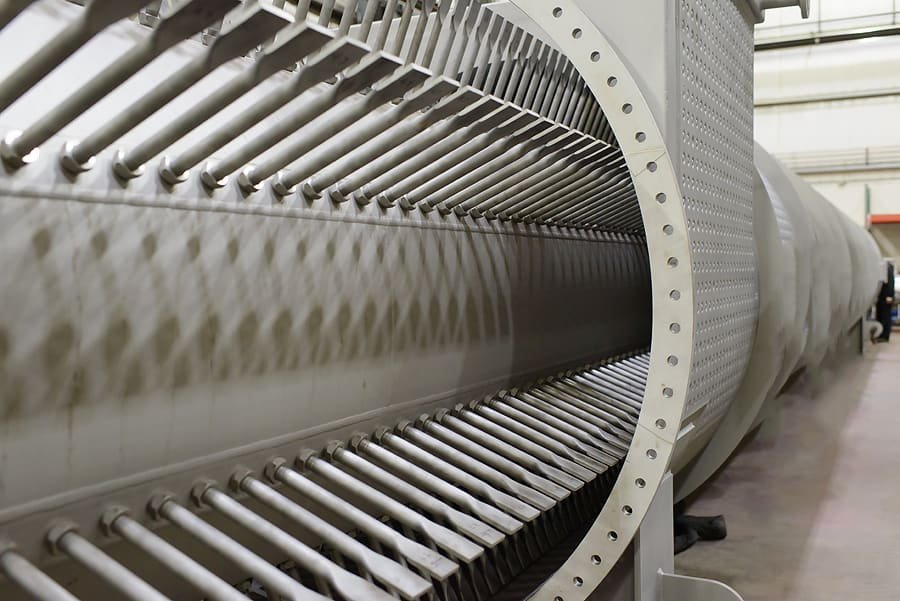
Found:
[437,130,590,214]
[198,484,397,601]
[398,424,557,512]
[68,3,291,169]
[468,403,612,474]
[331,445,505,547]
[0,0,35,31]
[401,0,436,64]
[490,396,625,461]
[355,436,524,535]
[0,0,149,114]
[380,430,542,522]
[168,37,370,180]
[495,157,629,220]
[108,513,246,601]
[4,0,239,164]
[237,473,433,601]
[471,144,617,216]
[202,52,403,186]
[387,0,415,57]
[349,97,510,204]
[419,417,573,500]
[434,412,585,492]
[250,62,430,191]
[461,138,608,215]
[472,401,615,472]
[372,0,400,51]
[384,112,547,208]
[318,87,486,201]
[0,549,80,601]
[123,23,333,177]
[270,461,459,583]
[52,529,169,601]
[301,453,485,563]
[156,498,330,601]
[275,73,457,196]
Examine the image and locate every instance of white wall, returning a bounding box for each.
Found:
[754,24,900,229]
[756,0,900,42]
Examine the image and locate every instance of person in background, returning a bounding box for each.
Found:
[876,261,895,342]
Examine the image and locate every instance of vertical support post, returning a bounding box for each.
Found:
[865,184,872,229]
[633,472,745,601]
[634,472,674,601]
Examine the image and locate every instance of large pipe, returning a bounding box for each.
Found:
[0,2,883,601]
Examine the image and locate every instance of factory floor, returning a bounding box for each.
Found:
[676,336,900,600]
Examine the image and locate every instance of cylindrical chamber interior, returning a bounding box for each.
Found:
[0,3,667,599]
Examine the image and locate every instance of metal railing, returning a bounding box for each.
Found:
[776,146,900,174]
[756,0,900,44]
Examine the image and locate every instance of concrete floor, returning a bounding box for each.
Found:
[676,337,900,600]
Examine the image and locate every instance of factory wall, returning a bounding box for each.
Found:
[754,12,900,238]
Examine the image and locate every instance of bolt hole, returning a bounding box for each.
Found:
[572,28,583,39]
[647,161,658,172]
[667,257,678,268]
[656,192,667,204]
[636,478,646,488]
[647,448,658,459]
[663,387,674,398]
[622,103,633,114]
[591,554,602,565]
[607,76,618,87]
[573,576,584,587]
[622,505,633,515]
[669,289,681,301]
[663,224,674,235]
[553,7,563,17]
[655,418,667,429]
[669,322,680,333]
[667,355,679,366]
[608,531,618,541]
[591,51,601,62]
[635,131,646,142]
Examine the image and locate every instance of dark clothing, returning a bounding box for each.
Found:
[876,263,895,341]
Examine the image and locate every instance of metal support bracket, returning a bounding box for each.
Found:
[635,473,745,601]
[740,0,810,23]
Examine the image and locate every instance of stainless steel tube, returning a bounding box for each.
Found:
[52,528,169,601]
[238,473,432,601]
[109,512,246,601]
[122,23,334,178]
[0,0,148,115]
[198,484,396,601]
[156,497,329,601]
[0,548,80,601]
[4,0,238,164]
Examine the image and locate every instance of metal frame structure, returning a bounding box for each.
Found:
[0,1,882,600]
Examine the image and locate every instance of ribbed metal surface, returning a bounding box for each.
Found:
[0,353,648,601]
[0,0,640,233]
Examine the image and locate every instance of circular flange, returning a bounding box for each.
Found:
[507,2,694,599]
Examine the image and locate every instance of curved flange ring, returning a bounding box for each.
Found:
[507,2,694,599]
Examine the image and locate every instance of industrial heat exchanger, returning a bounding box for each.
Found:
[0,1,883,600]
